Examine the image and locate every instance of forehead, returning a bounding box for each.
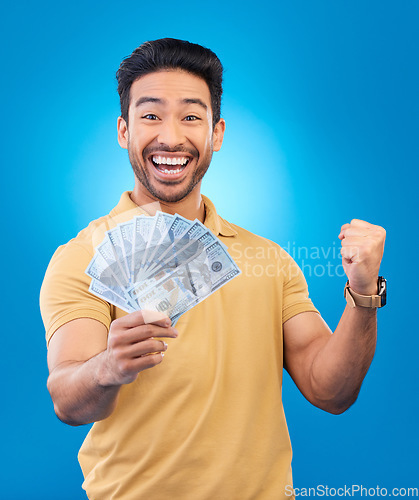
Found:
[129,70,211,108]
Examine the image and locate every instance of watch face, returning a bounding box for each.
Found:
[378,277,387,306]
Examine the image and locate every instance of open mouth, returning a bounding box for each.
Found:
[150,155,191,176]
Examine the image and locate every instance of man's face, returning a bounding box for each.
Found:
[118,69,225,203]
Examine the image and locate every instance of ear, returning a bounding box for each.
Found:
[212,118,226,152]
[117,116,128,149]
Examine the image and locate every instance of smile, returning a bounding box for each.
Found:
[150,155,191,176]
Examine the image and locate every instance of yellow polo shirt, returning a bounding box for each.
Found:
[40,192,318,499]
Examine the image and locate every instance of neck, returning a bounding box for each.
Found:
[130,180,205,222]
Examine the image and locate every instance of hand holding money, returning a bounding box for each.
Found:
[99,311,178,386]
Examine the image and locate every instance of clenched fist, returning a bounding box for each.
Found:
[338,219,386,295]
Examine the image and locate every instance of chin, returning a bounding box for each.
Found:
[150,185,196,204]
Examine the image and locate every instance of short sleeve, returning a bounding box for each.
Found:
[40,241,112,345]
[281,250,319,323]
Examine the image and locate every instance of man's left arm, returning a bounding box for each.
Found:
[283,219,386,414]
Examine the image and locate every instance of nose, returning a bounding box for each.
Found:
[157,118,186,148]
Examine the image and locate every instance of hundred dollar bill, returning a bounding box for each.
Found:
[132,215,155,282]
[140,212,173,276]
[145,221,210,276]
[169,214,194,238]
[107,227,130,283]
[129,266,199,323]
[86,252,128,295]
[130,238,240,314]
[89,278,136,313]
[118,220,134,282]
[95,233,130,288]
[146,230,218,278]
[145,214,193,274]
[197,240,241,292]
[128,265,177,300]
[166,239,240,302]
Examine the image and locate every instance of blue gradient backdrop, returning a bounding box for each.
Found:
[1,1,418,498]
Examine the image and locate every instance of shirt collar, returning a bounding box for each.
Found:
[109,192,159,220]
[201,195,237,237]
[111,191,237,238]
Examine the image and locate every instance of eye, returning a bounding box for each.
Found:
[184,115,200,121]
[142,114,159,120]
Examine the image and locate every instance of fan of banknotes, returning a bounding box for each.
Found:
[85,212,241,325]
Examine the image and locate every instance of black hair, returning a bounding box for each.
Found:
[116,38,223,128]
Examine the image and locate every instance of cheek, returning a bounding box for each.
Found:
[195,129,213,154]
[128,131,150,155]
[204,135,214,155]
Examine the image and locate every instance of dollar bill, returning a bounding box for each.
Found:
[89,278,136,313]
[118,220,134,282]
[86,252,128,294]
[107,227,130,283]
[145,221,209,276]
[129,266,199,323]
[132,215,155,282]
[145,214,193,275]
[95,234,130,288]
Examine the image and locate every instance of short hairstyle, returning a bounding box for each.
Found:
[116,38,223,128]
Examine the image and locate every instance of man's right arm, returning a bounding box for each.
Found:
[47,311,178,426]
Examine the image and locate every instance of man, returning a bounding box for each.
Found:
[40,38,386,499]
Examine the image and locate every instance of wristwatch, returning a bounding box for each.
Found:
[344,277,387,308]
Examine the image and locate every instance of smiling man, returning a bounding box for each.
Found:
[40,38,386,499]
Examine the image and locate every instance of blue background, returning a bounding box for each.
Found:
[1,1,418,498]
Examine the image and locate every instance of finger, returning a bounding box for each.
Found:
[119,352,165,377]
[118,310,171,329]
[340,227,370,238]
[340,236,370,247]
[339,224,372,239]
[339,220,376,239]
[120,324,179,345]
[127,338,169,358]
[132,352,165,372]
[338,223,351,239]
[350,219,373,228]
[340,246,361,262]
[142,310,172,325]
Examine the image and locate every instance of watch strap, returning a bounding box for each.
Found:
[344,282,384,308]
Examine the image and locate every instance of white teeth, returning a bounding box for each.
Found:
[152,156,189,166]
[162,168,182,174]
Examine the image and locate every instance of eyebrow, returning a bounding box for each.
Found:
[135,96,208,111]
[182,98,208,111]
[135,97,162,107]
